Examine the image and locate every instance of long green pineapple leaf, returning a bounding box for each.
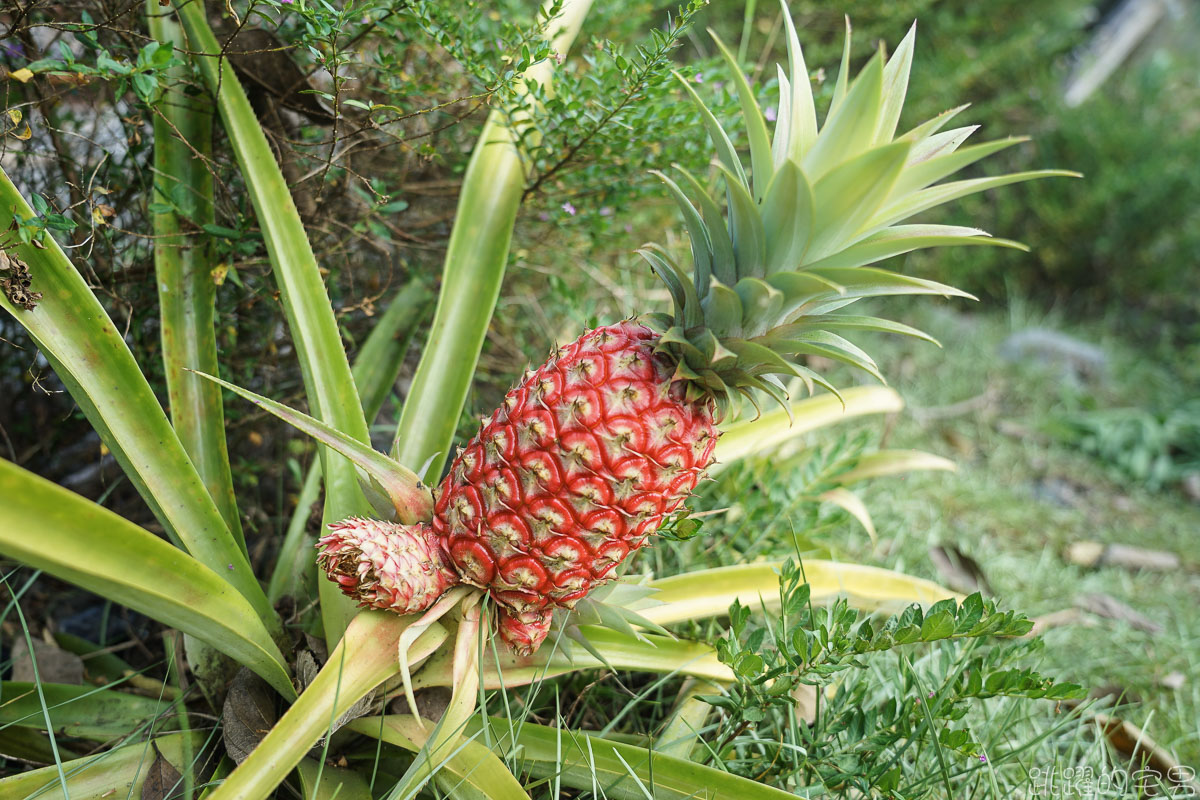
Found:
[474,716,797,800]
[193,372,433,523]
[0,731,204,800]
[390,0,593,481]
[0,459,294,699]
[268,280,433,604]
[0,681,182,740]
[0,168,279,637]
[346,716,531,800]
[356,712,800,799]
[411,627,733,690]
[148,1,246,697]
[172,0,376,643]
[148,7,242,547]
[712,385,904,470]
[643,561,958,626]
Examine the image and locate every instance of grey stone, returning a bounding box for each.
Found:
[999,328,1108,380]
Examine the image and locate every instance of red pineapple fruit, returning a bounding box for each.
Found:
[433,322,716,652]
[319,14,1067,654]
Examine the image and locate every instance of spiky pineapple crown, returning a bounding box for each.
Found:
[640,4,1072,416]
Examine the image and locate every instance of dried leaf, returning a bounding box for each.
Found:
[11,636,85,684]
[387,686,453,723]
[296,645,375,740]
[9,68,34,83]
[141,749,183,800]
[928,543,992,595]
[1024,607,1096,638]
[1090,714,1200,794]
[1159,671,1186,691]
[222,668,279,764]
[792,683,818,726]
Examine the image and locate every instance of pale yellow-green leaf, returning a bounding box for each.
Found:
[462,715,802,800]
[347,716,532,800]
[820,487,877,542]
[0,732,203,799]
[807,141,911,260]
[0,460,294,699]
[837,449,957,484]
[643,561,959,626]
[805,45,883,179]
[801,224,1026,273]
[712,385,904,472]
[711,30,773,201]
[412,627,732,690]
[869,169,1082,230]
[875,22,916,144]
[779,0,817,160]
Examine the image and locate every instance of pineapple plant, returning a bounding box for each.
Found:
[317,16,1070,655]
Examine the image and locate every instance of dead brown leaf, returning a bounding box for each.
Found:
[1066,541,1181,571]
[1091,714,1200,794]
[792,683,818,726]
[929,543,992,595]
[11,635,85,685]
[1025,607,1097,638]
[222,668,279,765]
[140,749,183,800]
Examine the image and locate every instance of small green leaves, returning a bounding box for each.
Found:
[705,559,1084,766]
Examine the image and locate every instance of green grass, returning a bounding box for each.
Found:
[824,299,1200,769]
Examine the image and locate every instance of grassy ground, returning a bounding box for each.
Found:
[809,299,1200,769]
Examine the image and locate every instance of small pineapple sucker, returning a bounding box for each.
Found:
[318,518,460,614]
[496,607,555,656]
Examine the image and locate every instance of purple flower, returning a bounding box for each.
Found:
[979,754,987,763]
[279,0,294,4]
[623,223,633,234]
[537,211,551,222]
[599,206,613,217]
[765,106,778,122]
[561,202,576,216]
[1,41,25,59]
[928,691,935,697]
[693,72,704,83]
